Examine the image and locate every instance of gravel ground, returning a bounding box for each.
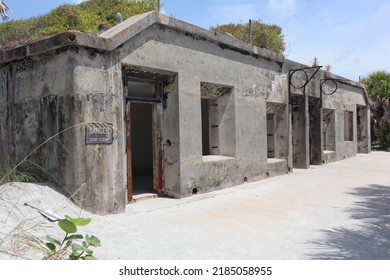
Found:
[1,151,389,260]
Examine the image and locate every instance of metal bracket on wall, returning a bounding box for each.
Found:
[288,66,322,105]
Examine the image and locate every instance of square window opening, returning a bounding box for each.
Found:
[200,82,235,157]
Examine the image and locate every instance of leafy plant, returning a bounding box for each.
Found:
[44,216,100,260]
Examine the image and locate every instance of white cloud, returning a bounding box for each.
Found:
[269,0,296,16]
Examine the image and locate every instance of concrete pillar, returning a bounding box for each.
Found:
[357,105,371,153]
[291,94,309,168]
[309,97,322,165]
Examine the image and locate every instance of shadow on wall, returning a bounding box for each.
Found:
[308,184,390,260]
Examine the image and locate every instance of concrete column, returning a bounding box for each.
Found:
[357,105,371,153]
[309,97,322,165]
[291,94,309,168]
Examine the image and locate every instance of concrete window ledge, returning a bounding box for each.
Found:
[267,158,287,164]
[202,155,235,162]
[324,150,336,155]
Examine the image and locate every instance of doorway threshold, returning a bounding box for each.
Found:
[131,193,158,203]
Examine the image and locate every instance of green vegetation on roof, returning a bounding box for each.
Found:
[0,0,157,50]
[210,20,285,54]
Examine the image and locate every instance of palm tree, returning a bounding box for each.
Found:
[0,0,8,21]
[363,71,390,147]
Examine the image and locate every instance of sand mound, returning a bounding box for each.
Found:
[0,182,91,259]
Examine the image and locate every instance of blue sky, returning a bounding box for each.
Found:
[3,0,390,81]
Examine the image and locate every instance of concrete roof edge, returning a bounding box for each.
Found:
[324,71,363,88]
[0,31,113,64]
[100,11,284,64]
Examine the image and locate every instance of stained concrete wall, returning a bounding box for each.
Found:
[0,47,126,214]
[118,23,289,198]
[320,75,369,163]
[283,59,370,168]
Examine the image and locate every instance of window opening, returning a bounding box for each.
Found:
[200,82,234,157]
[266,114,275,158]
[126,78,161,101]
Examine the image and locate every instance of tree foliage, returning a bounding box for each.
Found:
[363,71,390,147]
[0,0,157,49]
[210,20,285,54]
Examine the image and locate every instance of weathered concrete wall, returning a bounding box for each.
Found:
[118,23,288,198]
[70,49,126,214]
[0,47,126,214]
[357,105,371,153]
[0,50,75,168]
[281,58,369,168]
[321,75,369,163]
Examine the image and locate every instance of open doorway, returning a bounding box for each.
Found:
[125,77,164,202]
[130,102,154,195]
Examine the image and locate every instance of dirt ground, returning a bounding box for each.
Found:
[1,151,389,260]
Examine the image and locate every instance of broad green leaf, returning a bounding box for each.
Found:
[46,235,61,245]
[83,248,93,255]
[84,255,97,260]
[46,242,56,251]
[85,234,91,244]
[58,219,77,234]
[68,252,79,260]
[89,236,101,247]
[65,234,83,241]
[71,243,84,252]
[69,217,91,227]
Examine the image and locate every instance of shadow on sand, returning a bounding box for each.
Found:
[308,184,390,259]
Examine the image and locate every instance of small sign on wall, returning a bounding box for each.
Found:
[85,123,114,145]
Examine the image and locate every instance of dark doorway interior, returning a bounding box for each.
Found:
[131,102,154,195]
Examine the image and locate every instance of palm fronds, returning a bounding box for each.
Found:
[0,0,9,21]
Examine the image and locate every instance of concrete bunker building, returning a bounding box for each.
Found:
[0,12,370,215]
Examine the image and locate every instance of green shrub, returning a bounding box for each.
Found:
[0,0,157,49]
